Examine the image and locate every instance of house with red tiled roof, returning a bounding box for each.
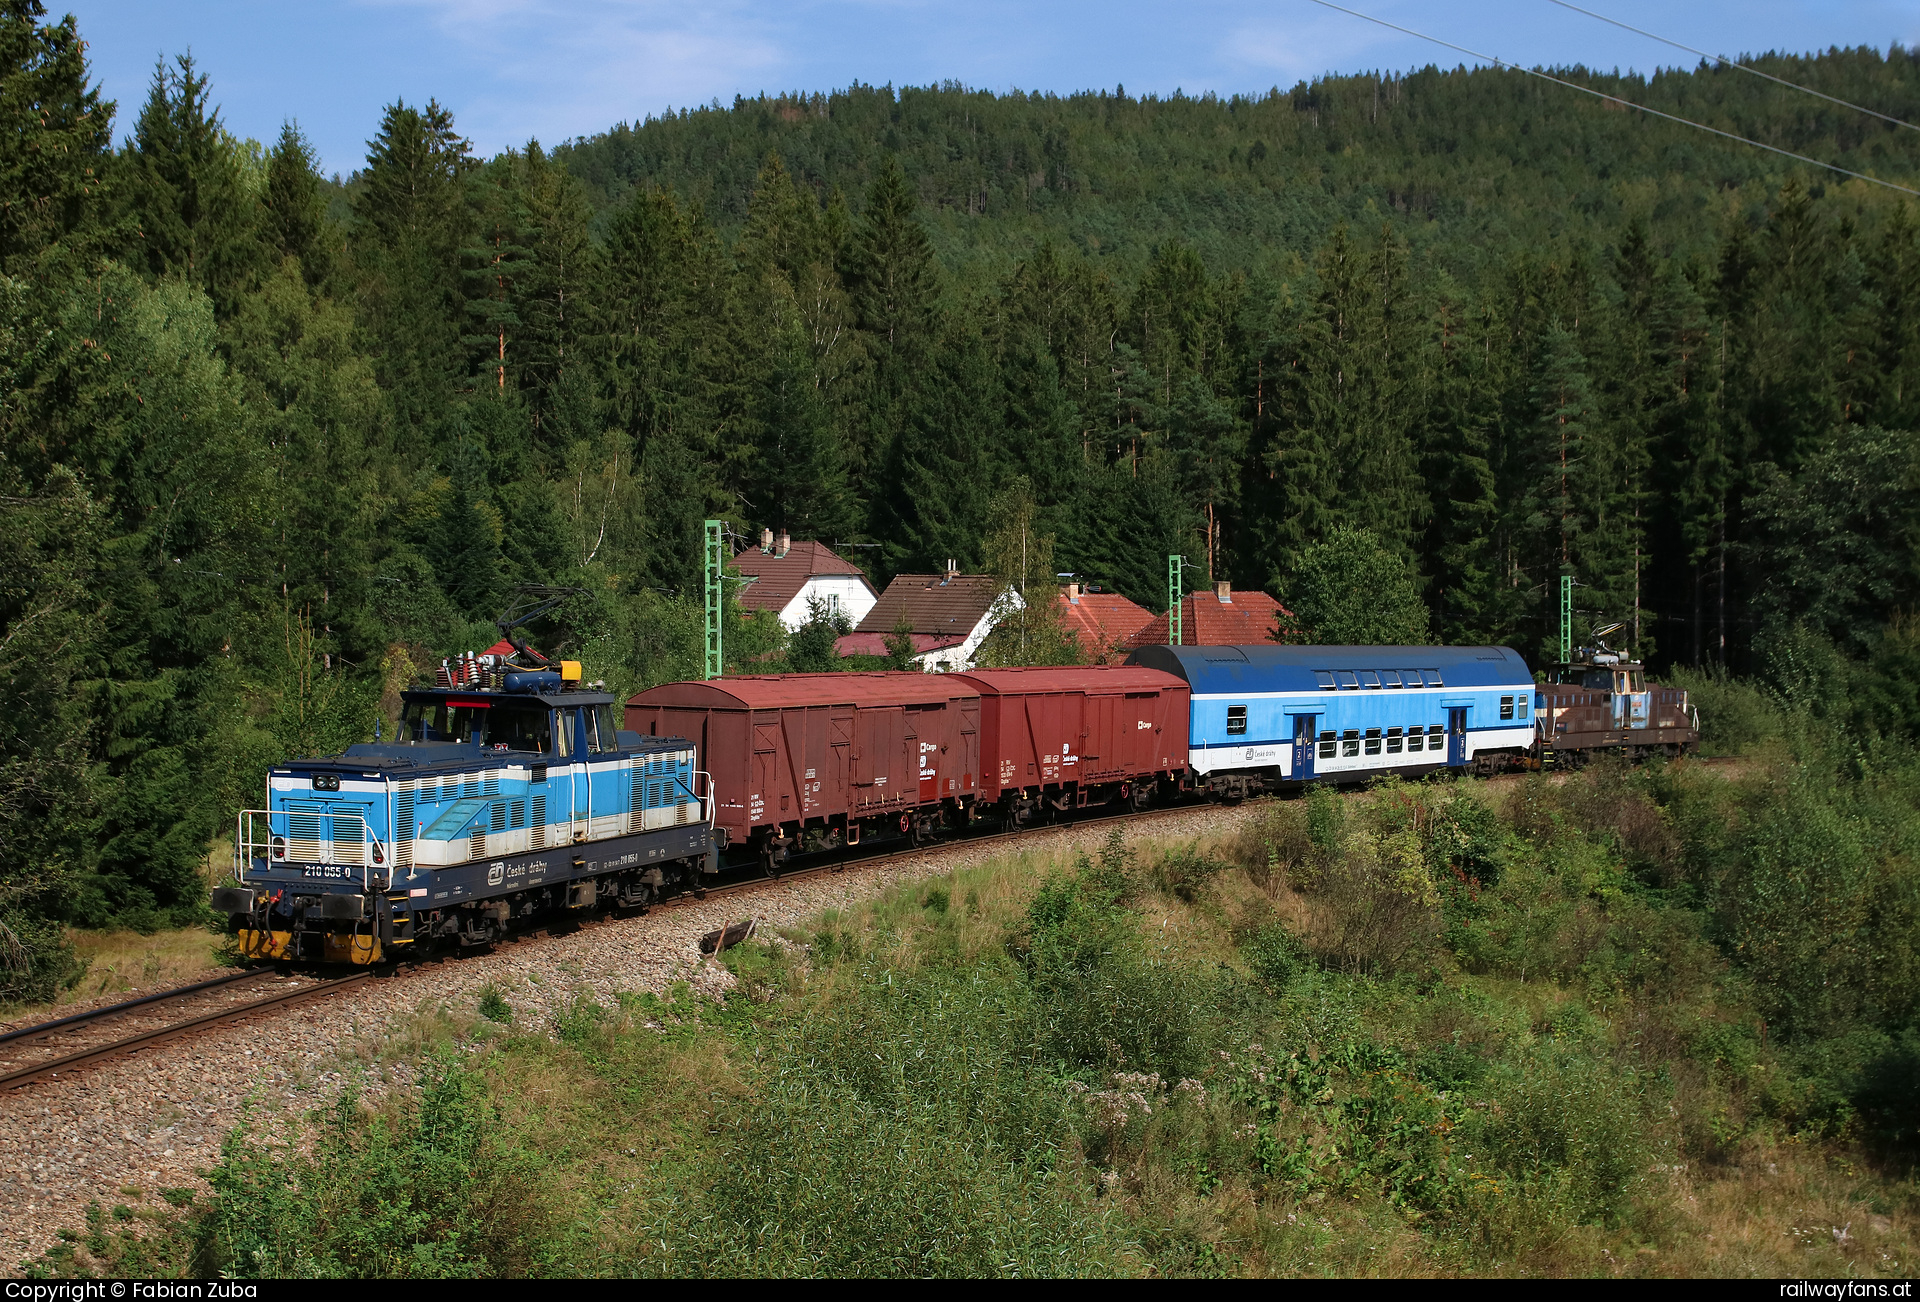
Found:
[1054,583,1153,663]
[730,533,878,632]
[835,563,1021,671]
[1125,581,1296,648]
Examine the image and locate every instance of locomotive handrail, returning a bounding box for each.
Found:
[695,771,714,827]
[236,807,385,891]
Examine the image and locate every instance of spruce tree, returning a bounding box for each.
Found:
[352,99,471,438]
[430,434,501,618]
[122,53,259,316]
[259,120,329,283]
[0,0,112,272]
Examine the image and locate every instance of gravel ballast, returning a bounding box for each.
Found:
[1,803,1258,1270]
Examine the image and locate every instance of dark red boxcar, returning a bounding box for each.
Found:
[946,666,1190,812]
[625,673,980,859]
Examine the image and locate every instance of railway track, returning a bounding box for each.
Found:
[0,968,370,1091]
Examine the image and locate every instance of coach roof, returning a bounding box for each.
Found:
[1125,644,1535,695]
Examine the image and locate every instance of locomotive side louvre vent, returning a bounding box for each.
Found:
[630,764,645,833]
[287,802,323,862]
[484,772,500,797]
[531,794,547,847]
[394,782,415,868]
[510,798,525,829]
[491,801,507,833]
[463,777,478,800]
[470,826,487,861]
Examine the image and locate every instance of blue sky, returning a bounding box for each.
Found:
[65,0,1920,176]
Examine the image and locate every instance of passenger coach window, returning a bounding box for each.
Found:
[1381,671,1402,688]
[1336,670,1359,690]
[1314,670,1336,690]
[1342,729,1360,757]
[1319,731,1336,759]
[1518,697,1530,720]
[1421,669,1443,687]
[1359,670,1382,689]
[1500,696,1515,721]
[1428,725,1446,750]
[1227,706,1248,736]
[1365,728,1382,755]
[1386,727,1403,754]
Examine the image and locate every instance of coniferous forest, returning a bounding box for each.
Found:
[4,0,1920,1000]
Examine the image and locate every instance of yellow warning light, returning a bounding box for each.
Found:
[560,660,583,682]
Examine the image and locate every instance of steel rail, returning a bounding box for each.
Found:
[0,973,373,1091]
[0,968,281,1047]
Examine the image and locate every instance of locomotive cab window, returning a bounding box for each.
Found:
[1226,705,1248,736]
[399,701,489,745]
[587,704,619,753]
[553,710,576,758]
[487,706,551,753]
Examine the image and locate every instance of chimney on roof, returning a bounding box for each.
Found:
[759,527,774,553]
[775,529,790,558]
[1216,581,1232,603]
[944,558,958,582]
[1067,582,1081,603]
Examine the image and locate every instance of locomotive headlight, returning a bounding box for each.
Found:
[271,835,287,860]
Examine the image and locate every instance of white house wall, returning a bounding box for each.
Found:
[775,575,878,632]
[914,588,1025,672]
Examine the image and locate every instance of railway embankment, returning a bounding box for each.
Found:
[15,750,1920,1278]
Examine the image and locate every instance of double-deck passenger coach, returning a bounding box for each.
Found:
[1126,644,1538,797]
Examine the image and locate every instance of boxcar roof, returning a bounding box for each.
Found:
[948,665,1187,695]
[1126,644,1534,694]
[628,672,980,711]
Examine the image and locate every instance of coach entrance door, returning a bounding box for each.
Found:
[1291,714,1317,782]
[1446,708,1469,768]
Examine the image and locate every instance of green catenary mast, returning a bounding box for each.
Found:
[705,519,724,680]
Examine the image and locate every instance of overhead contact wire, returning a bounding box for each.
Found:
[1545,0,1920,133]
[1303,0,1920,198]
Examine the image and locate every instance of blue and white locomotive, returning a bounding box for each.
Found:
[212,662,715,965]
[1127,644,1539,797]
